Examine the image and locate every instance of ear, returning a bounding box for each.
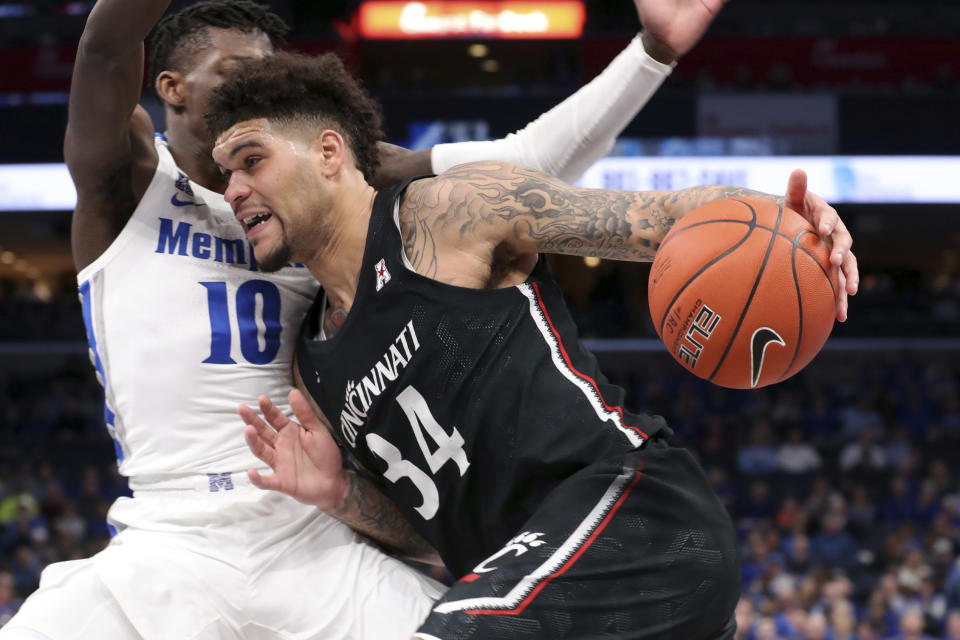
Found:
[155,70,187,110]
[311,130,346,178]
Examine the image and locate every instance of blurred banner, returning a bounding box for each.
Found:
[357,1,585,39]
[697,95,838,155]
[4,156,960,211]
[576,156,960,204]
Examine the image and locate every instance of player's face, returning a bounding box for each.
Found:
[214,119,331,271]
[179,28,273,147]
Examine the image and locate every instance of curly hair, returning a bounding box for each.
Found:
[148,0,288,88]
[206,51,385,181]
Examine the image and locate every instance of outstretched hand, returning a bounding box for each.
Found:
[635,0,728,60]
[783,169,859,322]
[240,390,349,512]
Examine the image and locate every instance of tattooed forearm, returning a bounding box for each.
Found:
[425,162,680,261]
[333,470,442,565]
[669,185,784,211]
[400,162,787,270]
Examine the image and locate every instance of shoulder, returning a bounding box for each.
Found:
[66,104,158,197]
[69,106,159,271]
[400,161,540,215]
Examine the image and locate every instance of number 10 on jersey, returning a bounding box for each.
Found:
[200,280,282,365]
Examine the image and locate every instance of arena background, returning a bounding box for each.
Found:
[1,1,960,637]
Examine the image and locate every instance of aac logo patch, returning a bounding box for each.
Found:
[375,258,391,291]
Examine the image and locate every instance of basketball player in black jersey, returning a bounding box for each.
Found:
[210,52,859,639]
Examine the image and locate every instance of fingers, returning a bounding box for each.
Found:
[824,216,852,266]
[784,169,859,322]
[835,266,848,323]
[289,389,325,432]
[842,246,859,296]
[244,423,276,468]
[238,402,277,445]
[784,168,808,216]
[818,212,857,322]
[248,468,282,492]
[258,394,292,431]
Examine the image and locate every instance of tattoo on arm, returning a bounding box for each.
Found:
[670,185,785,210]
[417,162,675,261]
[399,180,441,277]
[333,470,442,565]
[409,162,786,263]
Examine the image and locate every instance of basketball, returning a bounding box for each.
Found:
[648,197,838,389]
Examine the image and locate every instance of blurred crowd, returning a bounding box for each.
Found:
[3,316,960,637]
[601,344,960,640]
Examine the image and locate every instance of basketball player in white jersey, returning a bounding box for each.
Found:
[0,0,739,638]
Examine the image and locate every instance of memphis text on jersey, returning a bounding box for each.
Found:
[155,217,260,271]
[339,319,421,446]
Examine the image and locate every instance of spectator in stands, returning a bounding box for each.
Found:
[778,426,823,475]
[895,606,936,640]
[840,428,888,481]
[804,610,829,640]
[738,418,780,475]
[805,392,840,443]
[886,427,917,470]
[839,395,885,440]
[943,610,960,640]
[885,476,919,526]
[830,598,857,640]
[849,484,879,537]
[0,570,22,627]
[741,480,780,525]
[734,597,755,640]
[754,616,779,640]
[812,512,858,569]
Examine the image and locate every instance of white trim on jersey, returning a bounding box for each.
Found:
[432,460,639,615]
[517,282,646,448]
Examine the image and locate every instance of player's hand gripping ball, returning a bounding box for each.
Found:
[648,197,838,389]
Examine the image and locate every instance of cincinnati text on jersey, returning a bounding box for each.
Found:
[339,319,421,446]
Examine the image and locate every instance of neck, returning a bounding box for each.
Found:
[164,120,227,193]
[305,179,377,312]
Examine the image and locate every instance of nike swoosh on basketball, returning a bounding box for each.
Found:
[750,327,785,388]
[171,193,206,207]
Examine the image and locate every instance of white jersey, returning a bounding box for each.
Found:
[77,134,319,478]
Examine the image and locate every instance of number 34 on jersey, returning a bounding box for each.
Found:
[367,385,471,521]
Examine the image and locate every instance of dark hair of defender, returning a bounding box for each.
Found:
[206,51,386,181]
[148,0,290,88]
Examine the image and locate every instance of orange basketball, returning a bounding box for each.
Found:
[648,197,837,389]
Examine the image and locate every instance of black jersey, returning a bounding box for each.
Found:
[296,177,667,577]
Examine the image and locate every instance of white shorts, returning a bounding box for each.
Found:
[0,474,445,639]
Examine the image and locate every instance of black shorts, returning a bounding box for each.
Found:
[415,440,740,640]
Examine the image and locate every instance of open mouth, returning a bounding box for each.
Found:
[243,212,272,232]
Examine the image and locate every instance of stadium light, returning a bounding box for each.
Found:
[357,1,586,39]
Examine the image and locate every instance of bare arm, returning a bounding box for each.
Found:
[401,161,858,319]
[67,0,168,268]
[369,143,432,189]
[332,469,442,565]
[404,161,780,267]
[240,369,442,565]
